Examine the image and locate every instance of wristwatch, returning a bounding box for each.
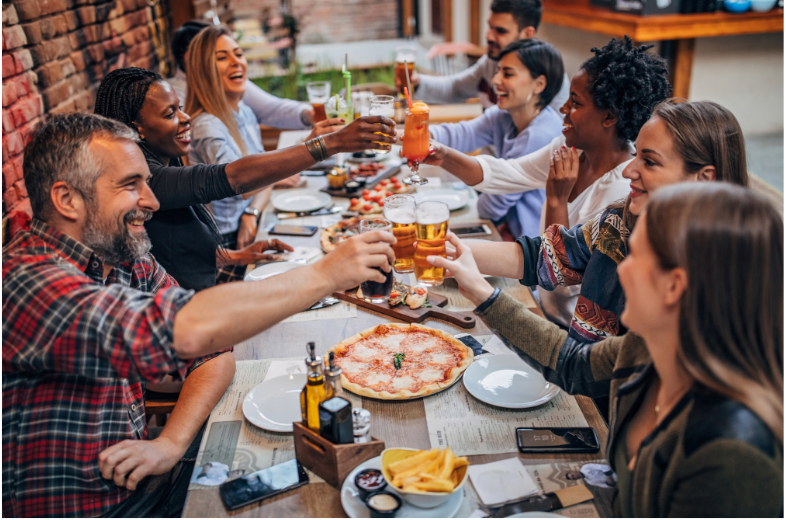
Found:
[242,207,261,220]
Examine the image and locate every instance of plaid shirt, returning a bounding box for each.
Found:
[2,219,198,518]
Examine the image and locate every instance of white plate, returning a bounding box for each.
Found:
[272,190,332,212]
[244,261,303,282]
[415,189,470,211]
[341,456,463,518]
[242,374,306,432]
[463,355,560,409]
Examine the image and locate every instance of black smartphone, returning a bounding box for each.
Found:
[452,224,492,237]
[515,427,600,454]
[219,459,309,511]
[269,225,319,236]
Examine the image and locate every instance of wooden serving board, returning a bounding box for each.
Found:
[320,163,402,198]
[332,286,476,328]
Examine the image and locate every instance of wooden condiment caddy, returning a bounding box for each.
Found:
[292,422,385,488]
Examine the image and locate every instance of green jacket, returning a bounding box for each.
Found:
[479,291,783,517]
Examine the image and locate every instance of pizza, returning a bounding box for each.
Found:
[327,323,474,399]
[320,217,362,252]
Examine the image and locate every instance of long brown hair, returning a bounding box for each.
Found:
[614,99,749,230]
[646,182,783,442]
[185,25,248,156]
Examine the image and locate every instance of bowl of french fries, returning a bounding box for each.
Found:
[380,447,469,509]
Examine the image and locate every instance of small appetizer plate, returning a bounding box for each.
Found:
[463,355,560,409]
[273,190,332,213]
[242,374,306,432]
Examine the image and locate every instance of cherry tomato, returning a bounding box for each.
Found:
[416,287,427,295]
[363,194,372,201]
[390,177,398,183]
[379,179,390,186]
[363,204,373,211]
[362,189,371,196]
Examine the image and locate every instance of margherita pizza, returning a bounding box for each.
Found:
[327,323,473,399]
[320,217,362,252]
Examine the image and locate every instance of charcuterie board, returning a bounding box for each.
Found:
[332,286,476,329]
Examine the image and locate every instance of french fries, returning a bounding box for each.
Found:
[387,447,469,493]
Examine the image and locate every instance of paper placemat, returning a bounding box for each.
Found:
[429,277,538,313]
[281,300,358,323]
[189,358,320,490]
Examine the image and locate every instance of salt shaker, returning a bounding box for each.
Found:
[352,408,371,443]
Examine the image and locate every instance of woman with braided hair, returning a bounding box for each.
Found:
[420,36,671,328]
[95,67,396,291]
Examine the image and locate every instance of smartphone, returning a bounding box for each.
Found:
[452,224,492,237]
[269,225,319,236]
[516,427,599,454]
[219,459,309,511]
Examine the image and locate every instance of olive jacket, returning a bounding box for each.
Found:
[478,291,783,517]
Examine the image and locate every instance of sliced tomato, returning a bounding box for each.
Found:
[390,291,399,298]
[390,177,398,183]
[363,194,372,201]
[350,198,360,205]
[415,287,427,295]
[362,189,371,196]
[379,179,390,186]
[362,204,373,211]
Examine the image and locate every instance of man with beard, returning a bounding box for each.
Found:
[404,0,569,112]
[2,113,396,517]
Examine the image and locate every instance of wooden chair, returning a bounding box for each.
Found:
[145,390,180,427]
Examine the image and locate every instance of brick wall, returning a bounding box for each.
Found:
[1,0,170,224]
[233,0,400,44]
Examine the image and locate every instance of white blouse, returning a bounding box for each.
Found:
[471,134,633,327]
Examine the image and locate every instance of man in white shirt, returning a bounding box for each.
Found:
[402,0,569,113]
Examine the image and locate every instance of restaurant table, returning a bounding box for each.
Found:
[542,0,784,99]
[182,154,612,518]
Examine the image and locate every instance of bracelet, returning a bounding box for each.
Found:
[316,136,329,160]
[305,139,324,162]
[474,287,501,315]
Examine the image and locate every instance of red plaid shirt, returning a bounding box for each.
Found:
[2,219,198,517]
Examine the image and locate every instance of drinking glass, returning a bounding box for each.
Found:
[402,103,430,185]
[394,46,416,94]
[359,217,395,302]
[325,95,354,166]
[383,194,416,273]
[368,95,395,154]
[306,81,330,123]
[414,201,449,286]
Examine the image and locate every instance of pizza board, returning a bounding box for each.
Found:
[320,163,402,198]
[332,287,477,329]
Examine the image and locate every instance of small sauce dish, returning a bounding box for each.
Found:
[365,491,402,518]
[354,468,387,501]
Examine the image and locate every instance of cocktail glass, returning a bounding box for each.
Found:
[306,81,330,123]
[402,102,430,186]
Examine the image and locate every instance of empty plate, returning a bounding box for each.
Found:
[272,190,332,213]
[463,355,560,409]
[244,261,303,282]
[415,189,470,211]
[242,374,306,432]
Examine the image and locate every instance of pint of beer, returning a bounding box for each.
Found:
[394,46,416,94]
[384,195,416,273]
[414,201,449,286]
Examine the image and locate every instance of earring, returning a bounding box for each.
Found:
[524,92,541,119]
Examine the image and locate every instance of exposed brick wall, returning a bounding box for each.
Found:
[1,0,170,223]
[233,0,399,44]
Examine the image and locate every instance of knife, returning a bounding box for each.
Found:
[304,297,340,312]
[491,484,594,517]
[276,206,342,220]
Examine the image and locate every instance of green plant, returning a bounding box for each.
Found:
[251,65,396,101]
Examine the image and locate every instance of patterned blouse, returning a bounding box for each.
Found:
[518,206,630,342]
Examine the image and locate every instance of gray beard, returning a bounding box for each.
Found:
[82,209,152,266]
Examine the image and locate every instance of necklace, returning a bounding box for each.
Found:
[654,383,691,420]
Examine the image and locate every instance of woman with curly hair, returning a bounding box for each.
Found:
[422,36,672,327]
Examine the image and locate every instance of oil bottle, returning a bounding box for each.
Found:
[300,342,328,431]
[324,351,347,401]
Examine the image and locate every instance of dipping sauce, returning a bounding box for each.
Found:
[365,491,402,518]
[355,469,386,500]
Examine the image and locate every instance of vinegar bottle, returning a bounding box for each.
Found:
[300,342,328,431]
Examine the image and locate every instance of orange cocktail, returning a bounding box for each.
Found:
[402,103,429,186]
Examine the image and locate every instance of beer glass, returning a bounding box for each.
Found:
[383,194,416,273]
[394,46,416,94]
[306,81,330,123]
[402,103,430,186]
[414,201,449,286]
[359,217,394,303]
[368,95,395,154]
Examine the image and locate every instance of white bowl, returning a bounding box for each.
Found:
[750,0,776,10]
[380,448,468,509]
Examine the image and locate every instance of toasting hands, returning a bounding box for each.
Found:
[323,116,397,154]
[314,230,396,292]
[426,232,494,307]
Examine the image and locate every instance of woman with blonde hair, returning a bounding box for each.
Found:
[186,26,325,279]
[435,182,783,516]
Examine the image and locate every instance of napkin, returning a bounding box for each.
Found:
[467,457,539,507]
[278,246,322,264]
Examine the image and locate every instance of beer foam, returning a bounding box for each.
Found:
[384,208,416,224]
[416,209,449,225]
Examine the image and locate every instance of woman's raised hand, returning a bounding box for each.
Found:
[426,232,495,307]
[546,146,580,204]
[323,116,397,154]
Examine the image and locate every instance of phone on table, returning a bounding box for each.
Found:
[515,427,599,454]
[452,224,492,237]
[219,459,309,511]
[269,225,319,236]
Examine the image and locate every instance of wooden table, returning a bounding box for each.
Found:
[542,0,784,98]
[182,163,611,518]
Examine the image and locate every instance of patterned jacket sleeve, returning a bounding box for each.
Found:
[516,212,600,290]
